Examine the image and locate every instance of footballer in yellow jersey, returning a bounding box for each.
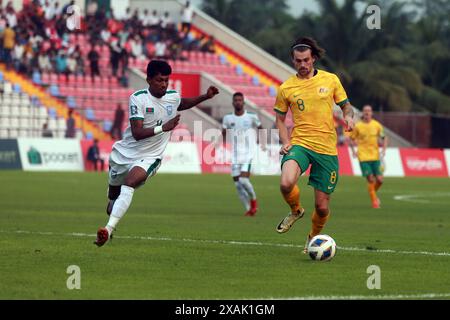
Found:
[274,37,355,254]
[274,70,348,155]
[350,105,388,209]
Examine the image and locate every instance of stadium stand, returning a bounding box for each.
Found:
[0,66,108,139]
[0,1,228,138]
[0,0,349,141]
[0,73,67,138]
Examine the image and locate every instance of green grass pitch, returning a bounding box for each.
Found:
[0,171,449,299]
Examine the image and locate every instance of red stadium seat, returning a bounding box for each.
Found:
[42,73,50,84]
[110,77,118,85]
[49,73,58,84]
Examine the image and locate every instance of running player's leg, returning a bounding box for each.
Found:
[96,159,160,247]
[105,159,127,217]
[361,161,379,207]
[304,149,338,252]
[239,165,258,215]
[276,158,306,233]
[106,185,121,216]
[366,173,377,203]
[304,189,332,253]
[279,146,310,218]
[280,160,302,214]
[232,164,250,213]
[105,166,147,231]
[374,160,383,192]
[310,189,331,238]
[375,175,383,191]
[371,161,383,207]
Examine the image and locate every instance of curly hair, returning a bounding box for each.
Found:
[291,37,326,60]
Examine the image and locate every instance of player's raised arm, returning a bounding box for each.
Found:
[178,86,219,111]
[130,115,180,141]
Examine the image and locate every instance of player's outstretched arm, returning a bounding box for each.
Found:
[341,102,355,132]
[178,86,219,111]
[130,115,181,141]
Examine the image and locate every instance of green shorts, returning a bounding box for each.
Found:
[281,145,339,194]
[360,161,382,177]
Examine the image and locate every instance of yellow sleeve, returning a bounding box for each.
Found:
[333,75,349,107]
[274,86,289,115]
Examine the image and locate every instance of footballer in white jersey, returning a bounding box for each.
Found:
[221,92,264,217]
[222,110,261,167]
[108,88,181,186]
[94,60,219,247]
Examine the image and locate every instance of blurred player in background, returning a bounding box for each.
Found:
[349,105,388,208]
[95,60,219,247]
[274,37,355,253]
[221,92,264,216]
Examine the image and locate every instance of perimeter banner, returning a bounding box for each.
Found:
[0,139,22,169]
[17,138,84,171]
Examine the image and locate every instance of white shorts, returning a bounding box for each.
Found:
[108,156,162,186]
[231,162,252,177]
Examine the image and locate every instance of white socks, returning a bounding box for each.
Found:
[239,177,256,200]
[106,185,134,234]
[234,181,250,211]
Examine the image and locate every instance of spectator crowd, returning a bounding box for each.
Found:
[0,0,216,82]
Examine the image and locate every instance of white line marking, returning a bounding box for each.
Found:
[1,229,450,257]
[393,195,430,203]
[258,293,450,300]
[394,192,450,203]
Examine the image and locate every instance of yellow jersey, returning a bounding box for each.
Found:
[351,119,385,162]
[274,70,348,155]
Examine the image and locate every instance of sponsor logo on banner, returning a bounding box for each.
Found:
[27,146,43,164]
[0,139,22,169]
[400,148,448,177]
[406,158,443,170]
[17,138,84,171]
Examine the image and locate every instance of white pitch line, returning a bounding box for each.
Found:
[394,192,450,203]
[1,229,450,257]
[259,293,450,300]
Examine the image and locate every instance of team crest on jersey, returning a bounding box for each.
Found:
[317,87,330,97]
[230,122,235,127]
[162,105,173,116]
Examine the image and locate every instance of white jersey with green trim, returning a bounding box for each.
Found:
[222,111,261,164]
[111,89,181,163]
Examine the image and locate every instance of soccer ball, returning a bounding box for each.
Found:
[307,234,337,261]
